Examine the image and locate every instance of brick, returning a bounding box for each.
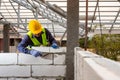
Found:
[32,47,66,53]
[18,53,52,65]
[42,78,58,80]
[7,78,14,80]
[0,53,17,65]
[32,47,50,52]
[54,54,65,64]
[32,65,66,77]
[0,78,7,80]
[7,78,16,80]
[8,78,38,80]
[50,47,66,53]
[83,58,120,80]
[77,51,101,58]
[0,65,30,77]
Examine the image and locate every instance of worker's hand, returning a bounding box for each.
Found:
[51,43,59,49]
[30,49,42,57]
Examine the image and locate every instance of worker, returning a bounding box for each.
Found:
[17,19,59,57]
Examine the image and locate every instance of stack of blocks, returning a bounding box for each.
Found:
[0,47,66,80]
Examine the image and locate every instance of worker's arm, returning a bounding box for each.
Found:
[45,28,57,44]
[45,28,59,49]
[17,35,33,54]
[17,35,44,57]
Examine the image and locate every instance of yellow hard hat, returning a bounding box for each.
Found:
[28,20,42,34]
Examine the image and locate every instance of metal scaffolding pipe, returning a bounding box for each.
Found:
[46,2,67,18]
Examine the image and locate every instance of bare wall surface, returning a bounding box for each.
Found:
[74,47,120,80]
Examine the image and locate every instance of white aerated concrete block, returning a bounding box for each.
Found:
[0,78,7,80]
[8,78,17,80]
[50,47,66,53]
[18,53,52,64]
[32,65,66,77]
[54,54,65,64]
[77,51,101,58]
[32,47,66,53]
[0,65,30,77]
[83,58,120,80]
[7,78,15,80]
[8,78,33,80]
[42,78,57,80]
[0,53,17,65]
[8,78,60,80]
[90,58,120,75]
[32,47,50,52]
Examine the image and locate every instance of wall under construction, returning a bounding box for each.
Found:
[0,47,66,80]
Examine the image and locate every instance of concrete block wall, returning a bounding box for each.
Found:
[74,47,120,80]
[0,47,66,80]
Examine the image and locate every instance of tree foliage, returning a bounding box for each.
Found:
[79,34,120,61]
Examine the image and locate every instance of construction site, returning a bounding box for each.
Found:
[0,0,120,80]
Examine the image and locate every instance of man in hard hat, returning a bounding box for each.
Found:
[17,19,59,57]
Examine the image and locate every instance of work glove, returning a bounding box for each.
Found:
[30,49,42,57]
[51,43,59,49]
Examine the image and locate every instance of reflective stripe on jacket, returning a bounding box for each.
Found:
[27,27,48,46]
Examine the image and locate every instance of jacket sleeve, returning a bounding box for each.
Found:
[17,35,33,54]
[45,28,57,45]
